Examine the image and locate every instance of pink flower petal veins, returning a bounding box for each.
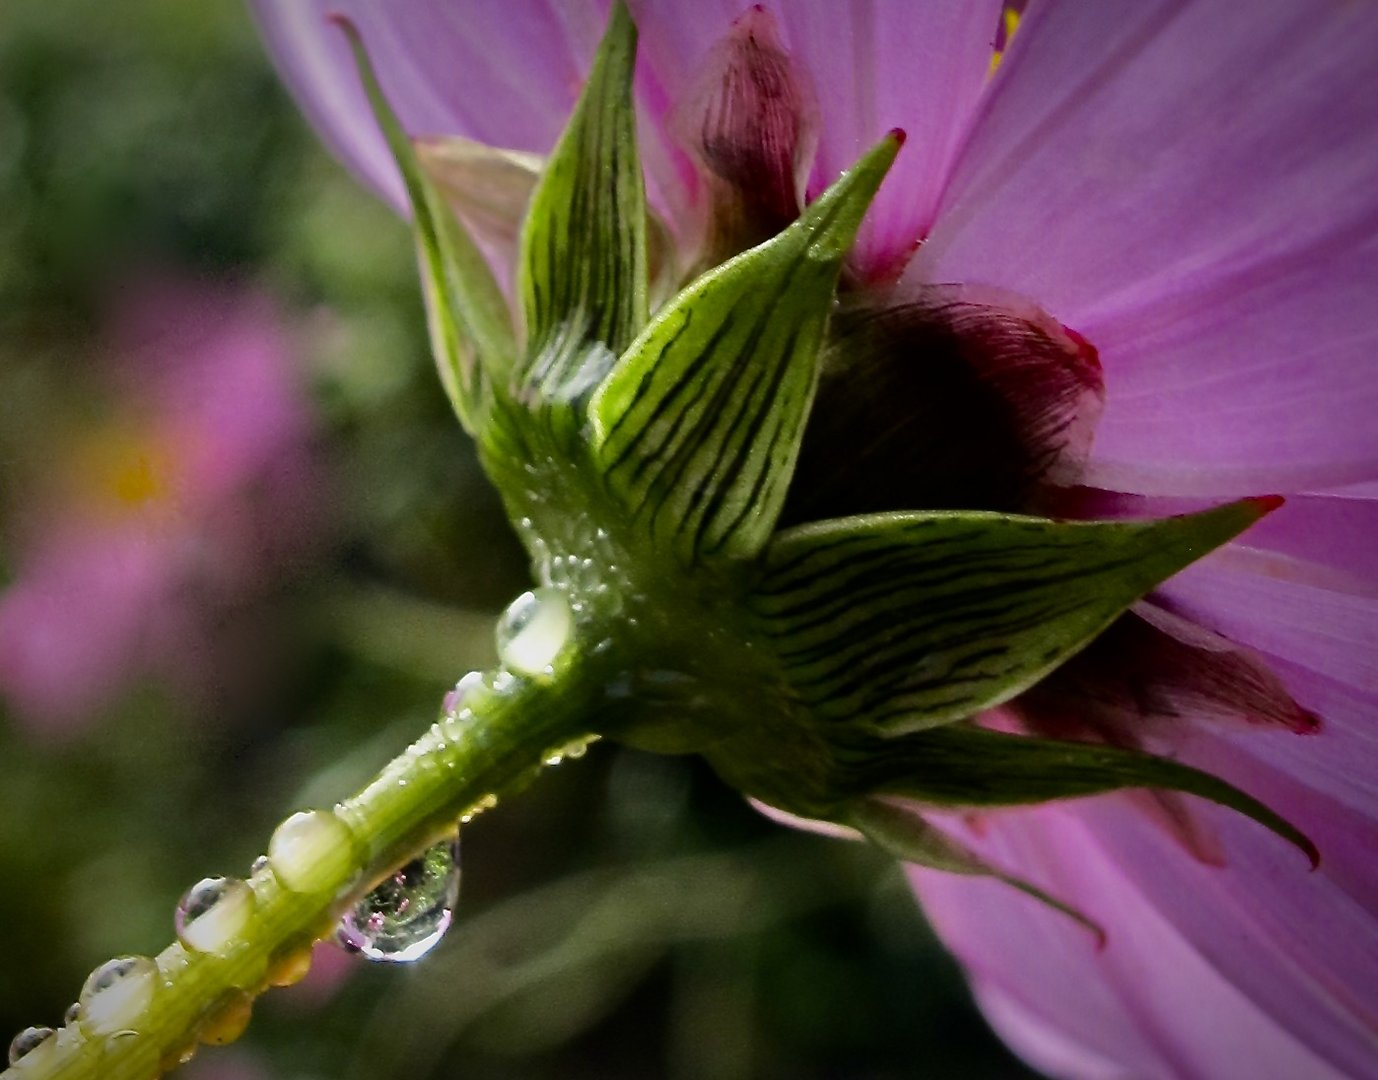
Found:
[914,803,1370,1080]
[786,283,1104,522]
[667,5,819,256]
[907,0,1378,495]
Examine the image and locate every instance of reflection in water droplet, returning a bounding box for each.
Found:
[268,809,357,893]
[337,837,460,963]
[79,956,157,1035]
[175,877,255,955]
[496,588,572,676]
[8,1027,54,1066]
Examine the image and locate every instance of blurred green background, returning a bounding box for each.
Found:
[0,3,1036,1077]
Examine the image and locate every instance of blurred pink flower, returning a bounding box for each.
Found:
[252,2,1378,1076]
[0,277,322,736]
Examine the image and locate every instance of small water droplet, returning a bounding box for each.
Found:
[336,837,460,963]
[63,1003,80,1025]
[564,735,596,760]
[443,669,487,710]
[460,792,499,824]
[166,1041,198,1070]
[250,854,269,876]
[175,877,255,955]
[442,670,484,717]
[496,587,572,676]
[8,1027,54,1066]
[79,956,157,1036]
[266,943,313,988]
[267,810,358,893]
[198,990,252,1047]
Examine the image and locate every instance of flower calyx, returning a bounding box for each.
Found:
[342,2,1315,918]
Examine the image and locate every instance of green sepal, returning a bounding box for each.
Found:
[588,134,901,565]
[870,724,1317,866]
[416,135,680,308]
[337,16,516,435]
[517,1,646,401]
[753,499,1274,733]
[848,796,1104,943]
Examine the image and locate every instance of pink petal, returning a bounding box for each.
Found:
[907,0,1378,495]
[250,0,609,211]
[1159,559,1378,698]
[913,802,1367,1079]
[974,982,1146,1080]
[253,1,1005,279]
[1233,660,1378,819]
[784,0,1004,277]
[0,528,170,734]
[1090,778,1378,1073]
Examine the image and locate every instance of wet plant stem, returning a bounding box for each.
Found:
[11,665,598,1080]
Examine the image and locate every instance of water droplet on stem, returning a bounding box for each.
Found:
[175,877,255,955]
[267,810,358,893]
[8,1027,55,1066]
[78,956,157,1035]
[443,670,484,716]
[497,588,573,676]
[337,837,460,963]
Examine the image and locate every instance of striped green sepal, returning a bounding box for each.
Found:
[754,499,1276,732]
[587,135,900,564]
[848,796,1104,940]
[517,2,646,401]
[338,17,516,435]
[871,724,1317,866]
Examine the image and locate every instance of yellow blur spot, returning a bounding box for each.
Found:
[108,449,164,506]
[990,7,1023,74]
[69,424,181,520]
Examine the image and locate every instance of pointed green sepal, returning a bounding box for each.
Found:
[336,16,516,434]
[517,1,647,400]
[588,134,901,564]
[754,499,1276,732]
[848,796,1105,943]
[871,724,1317,866]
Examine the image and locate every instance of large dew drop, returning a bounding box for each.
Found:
[337,837,460,963]
[175,877,255,955]
[496,587,572,676]
[8,1027,55,1067]
[78,955,157,1035]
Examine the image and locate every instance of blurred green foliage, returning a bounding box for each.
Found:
[0,2,1036,1077]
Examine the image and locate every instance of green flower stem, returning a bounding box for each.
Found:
[13,662,599,1080]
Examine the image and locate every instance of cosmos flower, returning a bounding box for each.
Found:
[0,277,321,736]
[253,2,1378,1076]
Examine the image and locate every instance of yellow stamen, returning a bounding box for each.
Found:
[990,6,1023,74]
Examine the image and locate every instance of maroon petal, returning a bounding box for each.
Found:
[668,5,818,262]
[1008,600,1318,863]
[1018,604,1321,740]
[785,284,1103,524]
